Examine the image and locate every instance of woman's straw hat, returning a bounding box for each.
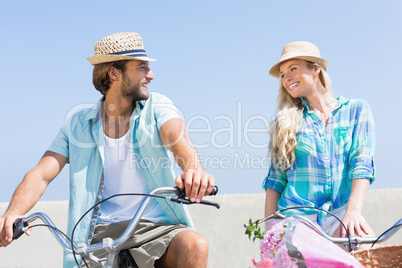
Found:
[87,32,156,65]
[269,41,328,78]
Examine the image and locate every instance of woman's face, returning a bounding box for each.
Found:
[279,59,318,99]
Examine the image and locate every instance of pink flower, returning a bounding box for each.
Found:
[251,256,273,268]
[251,221,294,268]
[273,246,297,268]
[259,257,274,267]
[260,222,286,257]
[251,258,257,266]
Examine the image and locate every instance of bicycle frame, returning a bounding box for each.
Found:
[77,187,178,267]
[14,186,220,268]
[246,211,402,251]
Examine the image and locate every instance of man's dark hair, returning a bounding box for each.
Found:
[92,60,128,95]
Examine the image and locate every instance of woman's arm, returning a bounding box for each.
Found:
[265,189,280,230]
[338,101,376,238]
[338,178,375,237]
[265,189,280,217]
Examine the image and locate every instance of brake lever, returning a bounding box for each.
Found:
[199,199,220,209]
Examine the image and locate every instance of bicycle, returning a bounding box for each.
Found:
[245,208,402,267]
[12,186,220,268]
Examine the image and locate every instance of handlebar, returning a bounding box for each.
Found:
[168,186,220,208]
[14,212,75,252]
[245,211,402,251]
[12,186,220,256]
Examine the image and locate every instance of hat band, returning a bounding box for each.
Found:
[110,49,148,57]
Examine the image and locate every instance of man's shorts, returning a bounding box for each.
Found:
[88,219,191,268]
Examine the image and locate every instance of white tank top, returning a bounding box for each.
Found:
[97,128,170,224]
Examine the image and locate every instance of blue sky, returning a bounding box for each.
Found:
[1,0,401,202]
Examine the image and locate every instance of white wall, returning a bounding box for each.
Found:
[0,189,401,267]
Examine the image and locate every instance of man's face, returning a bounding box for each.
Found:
[120,60,154,100]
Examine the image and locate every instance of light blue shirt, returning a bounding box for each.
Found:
[48,93,194,268]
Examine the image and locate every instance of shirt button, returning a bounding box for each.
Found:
[100,182,104,187]
[95,207,99,212]
[89,233,92,237]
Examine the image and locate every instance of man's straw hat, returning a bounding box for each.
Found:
[87,32,156,65]
[269,41,328,78]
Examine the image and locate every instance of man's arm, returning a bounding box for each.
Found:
[159,118,215,203]
[0,151,68,247]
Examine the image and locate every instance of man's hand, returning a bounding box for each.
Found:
[0,214,30,247]
[175,169,215,203]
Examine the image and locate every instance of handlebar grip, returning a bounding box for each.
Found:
[169,196,220,209]
[12,218,28,240]
[208,186,218,196]
[175,186,219,197]
[172,185,220,209]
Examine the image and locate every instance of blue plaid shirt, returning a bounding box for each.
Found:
[263,96,376,224]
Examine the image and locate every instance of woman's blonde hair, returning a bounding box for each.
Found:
[269,61,332,171]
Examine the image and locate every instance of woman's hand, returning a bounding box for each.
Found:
[338,209,370,237]
[334,179,375,238]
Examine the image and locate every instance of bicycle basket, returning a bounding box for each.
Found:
[351,244,402,268]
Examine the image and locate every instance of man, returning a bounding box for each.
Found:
[0,32,215,268]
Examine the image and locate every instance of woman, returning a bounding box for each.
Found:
[263,41,375,238]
